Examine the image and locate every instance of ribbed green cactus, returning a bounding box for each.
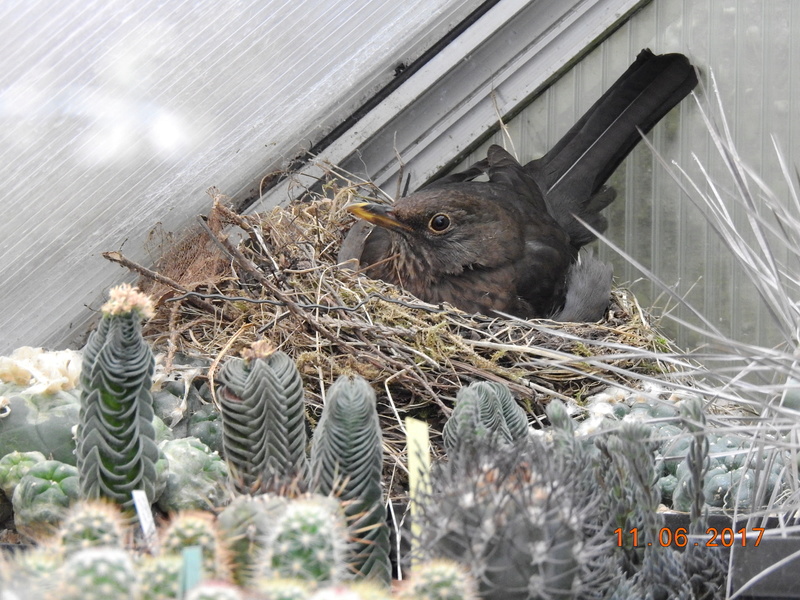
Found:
[217,340,308,493]
[398,559,478,600]
[0,450,46,498]
[160,510,231,581]
[137,553,184,600]
[156,436,230,512]
[442,381,527,453]
[261,494,349,585]
[310,375,391,585]
[57,499,128,555]
[12,459,79,539]
[57,547,138,600]
[218,494,287,586]
[76,283,159,513]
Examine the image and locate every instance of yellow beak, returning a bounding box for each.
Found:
[346,203,413,232]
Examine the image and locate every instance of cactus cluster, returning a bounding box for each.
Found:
[0,497,478,600]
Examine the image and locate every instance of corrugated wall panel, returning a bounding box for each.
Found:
[0,0,482,353]
[455,0,800,350]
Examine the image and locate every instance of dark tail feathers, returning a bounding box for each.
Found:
[526,49,698,248]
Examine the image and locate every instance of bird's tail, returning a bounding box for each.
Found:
[527,49,698,247]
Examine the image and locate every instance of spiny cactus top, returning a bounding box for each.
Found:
[76,283,160,513]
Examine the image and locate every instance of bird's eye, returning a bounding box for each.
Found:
[428,213,451,232]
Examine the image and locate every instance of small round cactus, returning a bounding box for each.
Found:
[156,436,230,513]
[160,510,231,581]
[56,547,138,600]
[248,577,312,600]
[57,499,129,555]
[185,581,244,600]
[0,544,64,598]
[0,450,46,498]
[12,459,79,539]
[261,494,348,585]
[398,559,478,600]
[137,553,184,600]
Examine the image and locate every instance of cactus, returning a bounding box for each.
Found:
[217,340,308,493]
[0,388,81,466]
[248,577,311,600]
[160,510,231,581]
[185,581,244,600]
[417,398,630,600]
[156,436,230,513]
[397,559,478,600]
[218,494,287,586]
[12,459,79,539]
[57,499,129,555]
[137,553,184,600]
[76,283,160,513]
[0,544,64,598]
[261,494,349,585]
[0,450,46,498]
[310,375,391,585]
[442,382,527,453]
[417,442,585,600]
[56,547,138,600]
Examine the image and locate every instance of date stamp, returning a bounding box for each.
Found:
[614,527,765,547]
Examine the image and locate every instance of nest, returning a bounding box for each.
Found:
[108,173,685,498]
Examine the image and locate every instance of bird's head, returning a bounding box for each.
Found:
[346,189,522,276]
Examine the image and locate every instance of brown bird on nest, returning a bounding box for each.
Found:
[339,49,698,321]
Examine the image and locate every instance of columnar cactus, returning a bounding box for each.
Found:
[217,340,308,493]
[442,382,527,453]
[310,375,391,585]
[76,283,159,513]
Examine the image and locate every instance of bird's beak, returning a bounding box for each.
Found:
[346,203,413,232]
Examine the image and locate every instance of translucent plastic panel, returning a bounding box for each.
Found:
[0,0,479,352]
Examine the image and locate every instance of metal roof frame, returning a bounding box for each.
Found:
[255,0,650,210]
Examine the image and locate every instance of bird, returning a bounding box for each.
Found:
[338,49,698,321]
